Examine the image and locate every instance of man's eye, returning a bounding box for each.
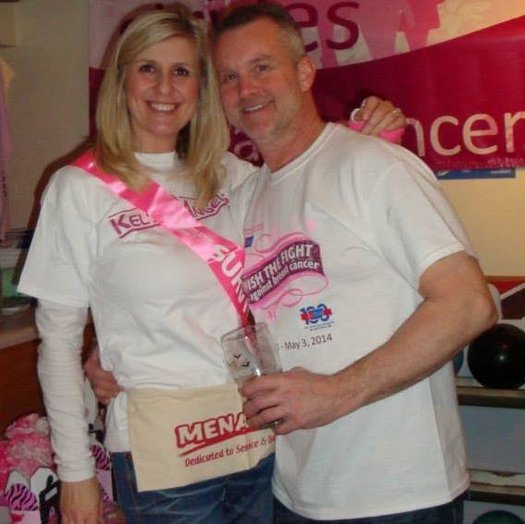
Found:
[255,64,269,73]
[221,73,237,84]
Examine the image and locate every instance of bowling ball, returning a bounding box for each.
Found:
[467,323,525,389]
[473,510,525,523]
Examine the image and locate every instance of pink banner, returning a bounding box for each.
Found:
[89,0,525,171]
[312,15,525,171]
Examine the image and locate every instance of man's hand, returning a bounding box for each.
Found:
[351,95,406,139]
[241,253,496,437]
[60,477,102,524]
[240,367,345,435]
[83,345,122,405]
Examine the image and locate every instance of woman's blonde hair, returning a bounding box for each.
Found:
[95,4,229,206]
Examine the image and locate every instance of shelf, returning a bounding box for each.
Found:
[469,469,525,506]
[457,380,525,506]
[0,304,37,350]
[456,377,525,409]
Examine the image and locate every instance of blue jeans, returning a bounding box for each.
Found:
[273,492,465,523]
[112,452,274,523]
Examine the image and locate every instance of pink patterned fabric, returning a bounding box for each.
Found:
[4,484,38,511]
[0,415,54,493]
[1,414,120,519]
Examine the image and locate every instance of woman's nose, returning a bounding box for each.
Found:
[155,72,173,94]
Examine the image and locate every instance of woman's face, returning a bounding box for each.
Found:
[125,36,201,153]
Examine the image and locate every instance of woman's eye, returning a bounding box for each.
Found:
[138,64,155,74]
[174,67,190,77]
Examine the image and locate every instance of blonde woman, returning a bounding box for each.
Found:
[19,7,267,522]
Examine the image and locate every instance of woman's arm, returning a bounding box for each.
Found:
[36,299,102,520]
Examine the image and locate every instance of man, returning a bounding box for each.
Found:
[87,2,495,522]
[210,2,495,523]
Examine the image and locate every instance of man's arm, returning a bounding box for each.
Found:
[241,251,497,434]
[83,345,123,405]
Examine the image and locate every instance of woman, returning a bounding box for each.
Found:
[19,5,404,523]
[20,7,269,522]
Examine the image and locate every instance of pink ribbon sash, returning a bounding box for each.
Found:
[71,150,249,325]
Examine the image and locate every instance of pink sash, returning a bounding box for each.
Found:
[71,151,249,325]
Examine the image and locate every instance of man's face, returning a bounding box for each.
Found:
[214,18,311,149]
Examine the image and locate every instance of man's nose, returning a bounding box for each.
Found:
[237,74,257,97]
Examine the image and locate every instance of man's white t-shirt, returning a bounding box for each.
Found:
[235,123,471,520]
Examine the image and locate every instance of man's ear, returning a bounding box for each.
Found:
[297,55,316,92]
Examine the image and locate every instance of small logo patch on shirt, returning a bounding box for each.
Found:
[109,208,159,238]
[186,193,229,219]
[300,304,333,325]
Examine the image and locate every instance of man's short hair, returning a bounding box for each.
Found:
[213,1,306,62]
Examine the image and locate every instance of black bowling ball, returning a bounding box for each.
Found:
[467,323,525,389]
[473,510,525,523]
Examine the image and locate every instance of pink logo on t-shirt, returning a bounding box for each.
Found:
[186,193,229,220]
[108,193,229,238]
[109,208,159,238]
[242,233,328,319]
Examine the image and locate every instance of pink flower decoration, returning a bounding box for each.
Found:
[7,434,54,478]
[1,413,55,494]
[5,413,49,439]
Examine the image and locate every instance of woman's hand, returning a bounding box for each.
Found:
[60,477,102,524]
[349,96,406,143]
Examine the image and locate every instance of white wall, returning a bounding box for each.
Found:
[442,173,525,276]
[1,0,89,230]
